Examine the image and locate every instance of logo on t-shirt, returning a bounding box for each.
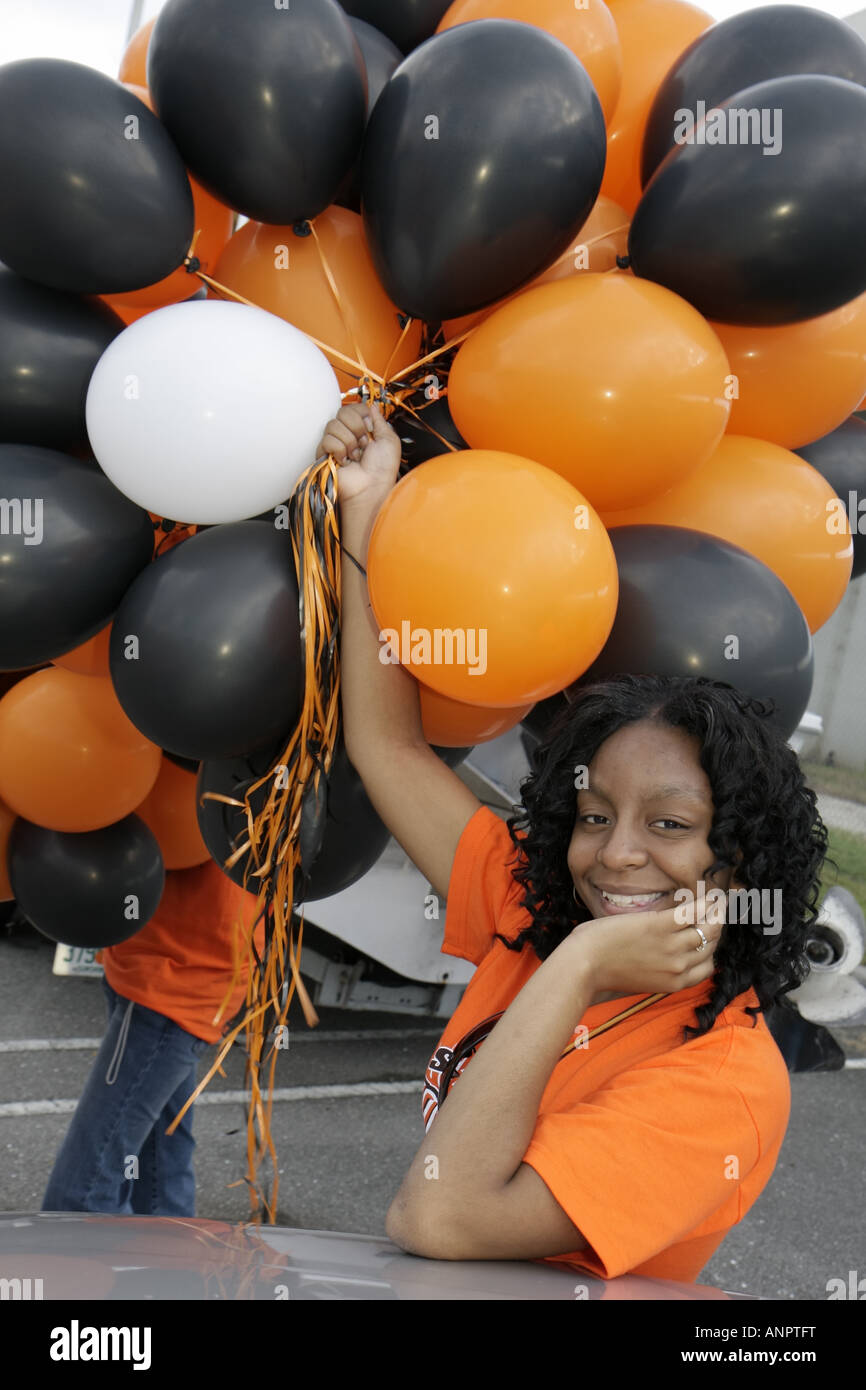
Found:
[422,1014,504,1130]
[423,1044,462,1130]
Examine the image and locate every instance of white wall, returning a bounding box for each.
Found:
[810,577,866,767]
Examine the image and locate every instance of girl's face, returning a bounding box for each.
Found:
[567,718,740,920]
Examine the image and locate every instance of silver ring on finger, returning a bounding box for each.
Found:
[694,925,709,953]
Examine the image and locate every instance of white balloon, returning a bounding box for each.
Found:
[85,300,342,524]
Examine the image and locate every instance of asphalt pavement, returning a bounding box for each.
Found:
[1,928,864,1301]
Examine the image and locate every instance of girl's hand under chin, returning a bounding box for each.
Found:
[564,892,725,998]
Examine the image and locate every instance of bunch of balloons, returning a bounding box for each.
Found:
[0,0,864,944]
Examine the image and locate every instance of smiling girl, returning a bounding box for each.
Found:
[322,401,827,1282]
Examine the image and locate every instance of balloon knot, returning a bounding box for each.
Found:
[615,254,631,270]
[292,221,312,238]
[185,255,202,274]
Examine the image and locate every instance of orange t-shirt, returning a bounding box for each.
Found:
[424,806,791,1283]
[98,861,267,1044]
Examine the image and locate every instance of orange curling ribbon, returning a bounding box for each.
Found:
[166,453,343,1225]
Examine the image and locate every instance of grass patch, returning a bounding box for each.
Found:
[819,826,866,921]
[801,757,866,806]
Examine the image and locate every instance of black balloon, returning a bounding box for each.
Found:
[795,417,866,580]
[392,396,468,471]
[8,815,165,948]
[521,692,572,745]
[148,0,367,223]
[0,60,193,295]
[0,445,154,670]
[436,744,472,770]
[629,75,866,326]
[339,0,452,53]
[335,18,404,213]
[164,751,201,775]
[197,740,390,902]
[198,738,471,901]
[573,526,814,740]
[641,6,866,187]
[109,521,302,761]
[361,20,607,323]
[0,265,124,452]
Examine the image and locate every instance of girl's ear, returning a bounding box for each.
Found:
[711,850,745,895]
[727,849,745,894]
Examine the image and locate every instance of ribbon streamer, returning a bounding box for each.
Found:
[167,218,510,1219]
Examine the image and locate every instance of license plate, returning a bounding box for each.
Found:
[52,945,104,978]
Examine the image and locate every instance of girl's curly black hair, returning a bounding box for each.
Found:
[500,674,830,1041]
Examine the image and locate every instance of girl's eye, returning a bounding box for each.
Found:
[578,815,689,830]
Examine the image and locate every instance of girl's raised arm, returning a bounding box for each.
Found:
[325,403,481,902]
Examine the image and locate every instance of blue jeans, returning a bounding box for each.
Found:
[41,978,212,1217]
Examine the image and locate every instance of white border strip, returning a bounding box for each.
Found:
[0,1081,421,1118]
[0,1029,440,1054]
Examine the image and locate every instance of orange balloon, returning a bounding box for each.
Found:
[419,682,532,746]
[601,435,853,632]
[212,206,422,394]
[103,300,156,325]
[100,85,233,312]
[0,667,46,700]
[117,18,155,86]
[134,759,210,869]
[711,292,866,450]
[442,195,630,339]
[367,450,618,705]
[0,670,161,832]
[438,0,622,124]
[448,272,731,513]
[602,0,713,213]
[0,799,15,900]
[52,623,112,678]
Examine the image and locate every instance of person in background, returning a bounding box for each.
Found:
[42,859,263,1217]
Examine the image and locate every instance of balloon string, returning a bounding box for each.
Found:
[306,218,374,385]
[187,263,381,383]
[395,327,474,381]
[390,393,460,454]
[581,223,630,251]
[381,314,415,386]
